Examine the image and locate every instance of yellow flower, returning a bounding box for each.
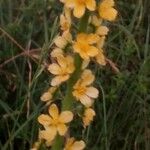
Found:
[40,87,57,102]
[98,0,118,21]
[48,55,75,86]
[73,69,99,107]
[73,33,99,60]
[60,7,71,31]
[82,108,95,127]
[61,0,96,18]
[38,104,74,141]
[64,137,85,150]
[54,31,72,49]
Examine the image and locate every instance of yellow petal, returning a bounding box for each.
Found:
[57,55,67,68]
[60,14,70,31]
[73,3,85,18]
[66,56,75,73]
[86,87,99,98]
[71,140,86,150]
[62,31,72,42]
[72,90,81,100]
[48,64,61,75]
[64,7,72,22]
[99,6,117,21]
[48,87,57,94]
[86,46,99,57]
[85,0,96,11]
[77,33,87,42]
[87,34,99,44]
[84,108,96,118]
[95,50,106,65]
[64,137,75,149]
[65,0,75,8]
[40,92,52,101]
[51,75,69,86]
[80,95,93,107]
[57,124,68,136]
[100,0,115,8]
[82,59,90,70]
[73,43,89,60]
[91,15,102,27]
[38,114,52,126]
[97,36,106,49]
[96,26,109,36]
[81,69,95,85]
[48,104,59,119]
[59,111,73,123]
[51,48,63,58]
[54,36,67,48]
[40,126,57,146]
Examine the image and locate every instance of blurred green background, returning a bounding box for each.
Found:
[0,0,150,149]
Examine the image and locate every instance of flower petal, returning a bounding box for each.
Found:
[57,124,68,136]
[40,126,57,146]
[96,26,109,36]
[64,137,75,149]
[82,59,90,70]
[85,0,96,11]
[87,46,99,57]
[73,3,85,18]
[59,111,73,123]
[57,55,67,68]
[38,114,52,126]
[86,87,99,98]
[99,7,117,21]
[48,64,61,75]
[65,0,75,8]
[71,140,86,150]
[80,95,93,107]
[81,69,95,85]
[51,48,63,58]
[96,36,106,49]
[66,56,75,73]
[54,36,67,48]
[40,92,52,102]
[91,15,102,27]
[87,34,99,44]
[100,0,115,8]
[95,50,106,65]
[51,75,69,86]
[48,104,59,119]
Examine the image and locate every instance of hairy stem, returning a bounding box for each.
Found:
[51,11,89,150]
[62,11,90,110]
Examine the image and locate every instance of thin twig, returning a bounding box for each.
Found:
[26,40,32,118]
[106,58,120,73]
[0,27,25,51]
[0,49,40,68]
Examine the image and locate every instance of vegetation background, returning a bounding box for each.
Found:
[0,0,150,149]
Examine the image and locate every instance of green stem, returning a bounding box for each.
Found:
[62,11,90,111]
[62,54,82,110]
[51,135,63,150]
[51,11,90,150]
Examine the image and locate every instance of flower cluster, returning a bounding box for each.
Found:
[33,0,118,149]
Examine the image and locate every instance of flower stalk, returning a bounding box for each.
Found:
[62,12,90,111]
[32,0,118,150]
